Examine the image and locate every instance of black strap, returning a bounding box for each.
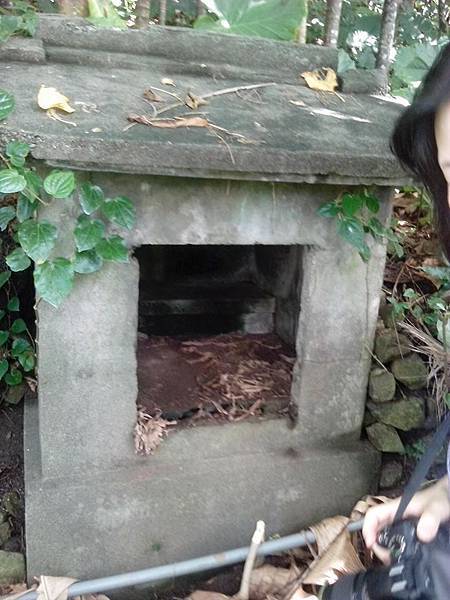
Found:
[394,412,450,523]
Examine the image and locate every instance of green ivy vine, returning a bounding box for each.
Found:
[318,189,404,261]
[0,87,136,395]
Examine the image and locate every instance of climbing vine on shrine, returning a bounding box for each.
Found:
[318,189,403,262]
[0,88,136,392]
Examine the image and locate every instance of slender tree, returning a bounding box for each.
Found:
[438,0,449,35]
[56,0,88,16]
[135,0,150,28]
[159,0,167,25]
[376,0,400,71]
[324,0,343,48]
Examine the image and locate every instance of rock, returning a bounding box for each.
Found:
[1,493,20,519]
[391,355,428,390]
[380,461,403,489]
[375,330,410,364]
[2,536,21,554]
[366,423,405,454]
[0,522,11,547]
[379,303,402,329]
[368,397,425,431]
[368,368,396,403]
[363,410,376,427]
[0,551,25,584]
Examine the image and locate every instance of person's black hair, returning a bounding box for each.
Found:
[391,42,450,261]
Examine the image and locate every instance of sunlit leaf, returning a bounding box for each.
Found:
[95,235,128,262]
[6,248,31,272]
[44,170,76,199]
[18,220,58,263]
[37,86,75,113]
[79,182,104,215]
[34,258,74,308]
[102,196,136,229]
[0,170,27,194]
[74,215,105,251]
[0,89,15,121]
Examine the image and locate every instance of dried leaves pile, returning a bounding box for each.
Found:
[187,496,388,600]
[134,408,176,455]
[179,334,295,421]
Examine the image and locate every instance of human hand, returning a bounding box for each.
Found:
[363,476,450,562]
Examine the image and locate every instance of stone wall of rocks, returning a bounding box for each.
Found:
[365,325,431,489]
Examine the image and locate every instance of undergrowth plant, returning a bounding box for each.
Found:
[0,87,136,394]
[318,189,403,262]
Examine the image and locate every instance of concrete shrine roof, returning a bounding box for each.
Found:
[0,15,408,185]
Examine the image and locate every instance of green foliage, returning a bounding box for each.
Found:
[405,439,427,461]
[0,0,37,43]
[34,258,74,308]
[317,190,403,262]
[194,0,307,41]
[0,89,15,121]
[43,170,76,199]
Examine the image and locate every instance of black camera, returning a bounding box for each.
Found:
[321,519,450,600]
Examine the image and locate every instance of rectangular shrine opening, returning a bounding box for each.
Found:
[135,244,302,424]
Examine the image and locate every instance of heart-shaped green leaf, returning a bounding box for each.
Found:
[0,89,15,121]
[0,169,26,194]
[102,196,136,230]
[18,220,58,263]
[11,338,30,357]
[7,297,19,312]
[34,258,74,308]
[16,194,36,223]
[0,271,11,289]
[6,141,30,167]
[22,170,42,201]
[6,248,31,272]
[0,331,9,346]
[0,206,16,231]
[74,215,105,252]
[44,170,76,199]
[18,351,35,372]
[0,359,8,380]
[79,183,104,215]
[95,235,129,263]
[11,319,27,334]
[5,368,23,386]
[73,250,103,274]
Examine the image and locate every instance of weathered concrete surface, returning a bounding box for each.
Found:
[36,176,391,475]
[37,260,139,477]
[25,398,380,585]
[0,17,409,184]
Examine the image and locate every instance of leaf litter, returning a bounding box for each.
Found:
[186,495,388,600]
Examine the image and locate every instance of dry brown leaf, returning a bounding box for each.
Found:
[134,410,176,455]
[128,114,210,129]
[161,77,176,86]
[37,85,75,113]
[185,92,208,110]
[187,592,230,600]
[143,89,164,102]
[350,495,389,522]
[303,516,364,586]
[301,68,338,93]
[249,564,299,599]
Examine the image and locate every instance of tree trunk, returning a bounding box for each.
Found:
[197,0,205,17]
[56,0,88,16]
[135,0,150,29]
[438,0,448,35]
[159,0,167,25]
[325,0,343,48]
[376,0,399,71]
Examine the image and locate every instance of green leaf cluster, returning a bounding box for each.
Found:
[0,276,34,396]
[0,1,37,43]
[194,0,307,41]
[318,191,403,262]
